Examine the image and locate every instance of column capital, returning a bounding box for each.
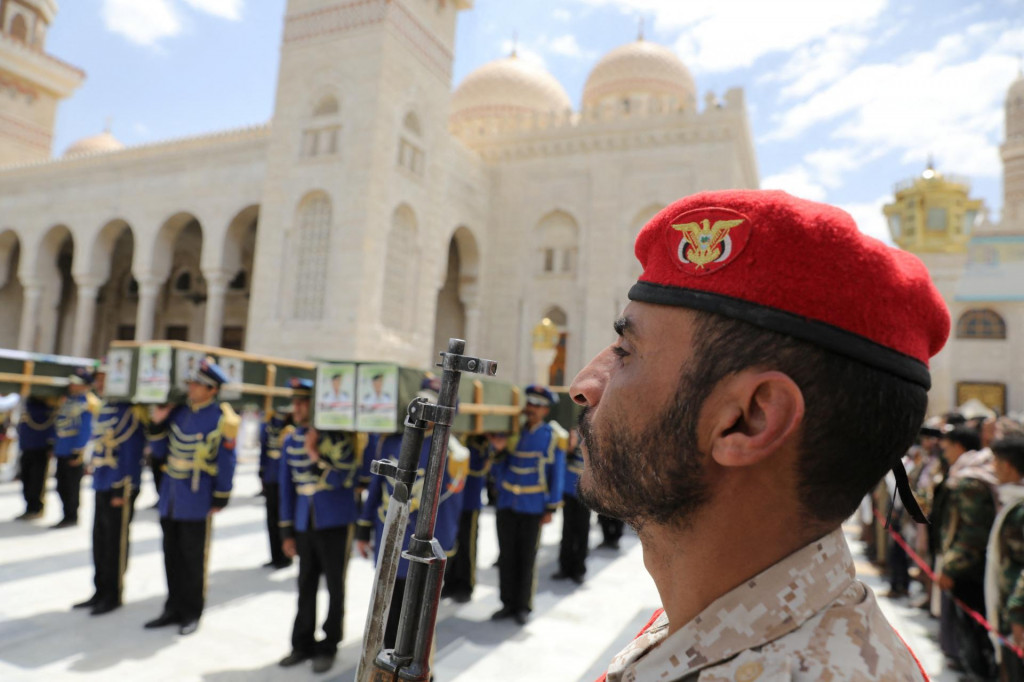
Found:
[201,268,233,287]
[72,272,104,290]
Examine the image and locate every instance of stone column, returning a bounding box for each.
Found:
[135,276,163,342]
[17,282,43,351]
[71,277,101,357]
[202,269,230,347]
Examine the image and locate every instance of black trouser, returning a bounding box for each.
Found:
[92,488,138,606]
[55,456,83,522]
[1002,644,1024,682]
[20,447,50,514]
[953,579,997,678]
[444,509,479,598]
[558,495,591,579]
[496,508,542,613]
[160,517,210,622]
[263,482,287,565]
[292,525,353,656]
[886,518,910,593]
[598,514,624,545]
[149,457,164,498]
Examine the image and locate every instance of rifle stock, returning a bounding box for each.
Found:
[356,338,497,682]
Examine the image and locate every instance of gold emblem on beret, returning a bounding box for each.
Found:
[672,218,745,269]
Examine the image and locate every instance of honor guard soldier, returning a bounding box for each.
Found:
[488,385,566,625]
[14,396,56,521]
[73,361,147,615]
[356,379,468,649]
[277,379,361,674]
[52,367,101,529]
[552,428,590,585]
[572,190,946,681]
[259,407,292,569]
[144,357,238,636]
[443,433,491,602]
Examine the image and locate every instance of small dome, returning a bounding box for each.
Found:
[450,55,571,128]
[63,131,125,157]
[583,39,696,111]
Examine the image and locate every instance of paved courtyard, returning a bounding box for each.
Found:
[0,448,955,681]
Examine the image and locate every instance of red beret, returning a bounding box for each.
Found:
[630,190,950,389]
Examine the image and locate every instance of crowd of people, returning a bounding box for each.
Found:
[867,411,1024,680]
[7,359,613,675]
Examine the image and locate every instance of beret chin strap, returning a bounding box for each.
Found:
[888,460,929,527]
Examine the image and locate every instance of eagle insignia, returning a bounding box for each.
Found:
[663,207,752,276]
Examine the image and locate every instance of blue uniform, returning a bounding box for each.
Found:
[17,398,55,516]
[53,392,99,524]
[493,421,566,515]
[147,398,239,625]
[356,433,466,580]
[279,428,361,534]
[493,420,567,616]
[556,442,591,583]
[85,401,147,610]
[259,412,292,567]
[278,427,360,659]
[90,402,146,496]
[444,437,491,600]
[259,413,290,485]
[54,392,97,459]
[148,400,238,521]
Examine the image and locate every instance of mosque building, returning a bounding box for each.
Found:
[884,73,1024,416]
[0,0,758,385]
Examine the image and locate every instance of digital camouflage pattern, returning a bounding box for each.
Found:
[940,478,997,583]
[603,529,925,682]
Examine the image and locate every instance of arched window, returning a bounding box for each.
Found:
[10,13,28,43]
[396,110,425,176]
[302,95,341,158]
[957,309,1006,340]
[292,193,332,319]
[381,205,418,331]
[535,211,579,276]
[173,270,193,293]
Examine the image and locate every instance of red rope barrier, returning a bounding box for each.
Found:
[871,508,1024,660]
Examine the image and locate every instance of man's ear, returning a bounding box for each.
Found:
[705,370,805,468]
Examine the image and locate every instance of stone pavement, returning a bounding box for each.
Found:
[0,451,955,681]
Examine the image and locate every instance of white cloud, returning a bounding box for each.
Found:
[102,0,181,46]
[181,0,243,20]
[547,34,586,58]
[767,24,1020,181]
[836,195,894,246]
[760,166,827,202]
[102,0,243,47]
[573,0,888,72]
[553,8,572,22]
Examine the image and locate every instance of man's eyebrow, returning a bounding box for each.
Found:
[613,317,632,338]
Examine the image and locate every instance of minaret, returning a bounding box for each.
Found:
[247,0,474,362]
[0,0,84,165]
[1001,70,1024,230]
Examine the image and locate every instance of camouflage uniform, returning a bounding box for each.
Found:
[994,500,1024,634]
[601,529,925,681]
[940,478,997,584]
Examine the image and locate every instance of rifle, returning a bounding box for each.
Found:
[356,338,497,682]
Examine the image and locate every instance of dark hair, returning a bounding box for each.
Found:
[690,311,928,526]
[941,425,982,453]
[992,436,1024,475]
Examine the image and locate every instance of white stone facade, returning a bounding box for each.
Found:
[0,0,758,385]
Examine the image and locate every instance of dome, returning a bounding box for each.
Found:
[582,39,696,111]
[450,55,572,128]
[63,131,125,157]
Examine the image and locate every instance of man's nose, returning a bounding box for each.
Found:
[569,348,614,408]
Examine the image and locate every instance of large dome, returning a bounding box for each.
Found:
[63,131,125,157]
[450,55,572,129]
[583,39,696,111]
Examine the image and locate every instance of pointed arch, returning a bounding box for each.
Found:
[534,210,579,276]
[0,230,23,348]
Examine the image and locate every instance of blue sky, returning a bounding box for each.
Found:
[47,0,1023,242]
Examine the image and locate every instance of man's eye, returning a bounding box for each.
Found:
[611,345,629,358]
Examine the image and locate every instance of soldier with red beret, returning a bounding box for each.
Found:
[572,190,946,681]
